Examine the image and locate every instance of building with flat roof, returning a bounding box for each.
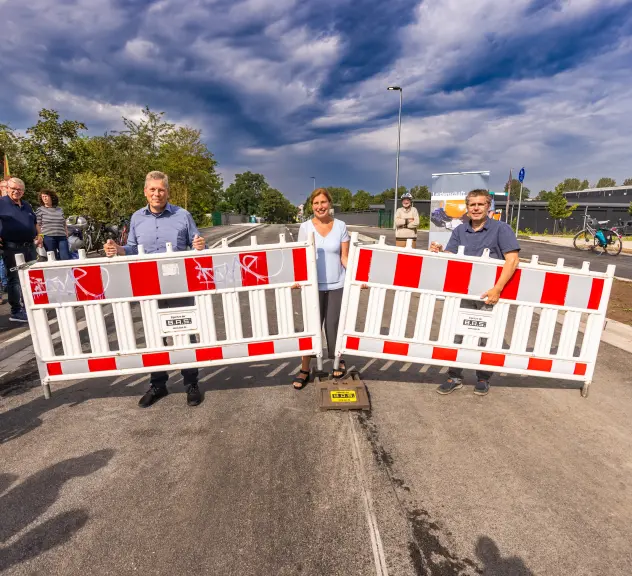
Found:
[563,185,632,203]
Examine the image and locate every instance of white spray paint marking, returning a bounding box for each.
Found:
[419,365,430,373]
[200,367,227,383]
[360,358,376,373]
[399,363,412,372]
[380,361,394,371]
[266,362,289,378]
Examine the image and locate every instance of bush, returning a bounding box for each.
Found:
[419,213,430,229]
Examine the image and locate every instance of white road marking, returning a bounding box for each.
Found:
[500,373,508,377]
[348,413,389,576]
[439,366,449,374]
[419,365,430,373]
[360,358,376,373]
[289,364,303,375]
[125,375,147,388]
[200,367,227,383]
[400,362,412,372]
[380,361,394,371]
[267,362,289,378]
[251,363,270,367]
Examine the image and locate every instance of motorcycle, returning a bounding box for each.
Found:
[66,215,88,259]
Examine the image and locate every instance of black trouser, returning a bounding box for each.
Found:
[319,288,344,359]
[151,297,199,389]
[447,299,494,382]
[2,243,35,314]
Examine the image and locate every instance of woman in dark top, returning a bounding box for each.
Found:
[36,190,70,260]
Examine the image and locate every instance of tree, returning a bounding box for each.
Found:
[339,189,353,212]
[547,191,578,233]
[623,178,632,186]
[629,201,632,216]
[595,177,616,188]
[325,187,352,206]
[375,186,406,204]
[504,179,530,201]
[353,190,372,211]
[536,190,555,202]
[224,171,268,215]
[553,178,587,194]
[410,185,430,200]
[258,188,296,223]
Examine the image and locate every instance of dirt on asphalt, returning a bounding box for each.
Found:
[607,280,632,325]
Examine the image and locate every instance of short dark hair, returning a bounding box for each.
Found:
[39,189,59,207]
[465,189,491,206]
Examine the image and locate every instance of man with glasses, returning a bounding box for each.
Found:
[0,178,42,322]
[430,189,520,396]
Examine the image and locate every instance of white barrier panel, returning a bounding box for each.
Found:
[18,234,322,397]
[334,233,615,396]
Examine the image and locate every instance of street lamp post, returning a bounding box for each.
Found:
[311,177,316,191]
[387,86,403,229]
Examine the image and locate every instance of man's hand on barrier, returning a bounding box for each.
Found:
[429,241,443,253]
[291,283,300,290]
[481,287,501,306]
[104,239,124,257]
[192,234,205,251]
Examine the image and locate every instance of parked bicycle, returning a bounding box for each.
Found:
[573,216,622,255]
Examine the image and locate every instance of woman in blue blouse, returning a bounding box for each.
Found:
[294,188,350,389]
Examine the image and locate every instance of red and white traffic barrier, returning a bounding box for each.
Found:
[334,233,615,397]
[17,234,322,398]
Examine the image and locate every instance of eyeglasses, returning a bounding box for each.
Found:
[8,187,24,192]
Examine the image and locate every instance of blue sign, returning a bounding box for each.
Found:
[518,167,525,183]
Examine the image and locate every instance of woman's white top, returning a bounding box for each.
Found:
[298,218,349,291]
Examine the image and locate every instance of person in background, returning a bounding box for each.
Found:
[104,171,206,408]
[430,189,520,397]
[395,192,419,248]
[0,181,8,296]
[36,189,70,260]
[293,188,350,389]
[0,177,42,322]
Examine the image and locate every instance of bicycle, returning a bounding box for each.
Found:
[573,216,622,255]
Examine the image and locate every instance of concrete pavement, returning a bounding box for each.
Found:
[2,224,632,575]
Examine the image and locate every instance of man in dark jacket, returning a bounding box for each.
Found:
[0,178,42,322]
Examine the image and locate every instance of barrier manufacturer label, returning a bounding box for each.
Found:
[330,390,357,403]
[456,310,493,336]
[160,311,198,334]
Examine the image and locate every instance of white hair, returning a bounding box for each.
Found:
[8,177,25,190]
[145,171,169,190]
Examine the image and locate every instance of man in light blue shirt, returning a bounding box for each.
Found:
[104,171,206,408]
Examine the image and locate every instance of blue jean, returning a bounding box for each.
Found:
[3,245,35,314]
[0,258,7,288]
[43,235,71,261]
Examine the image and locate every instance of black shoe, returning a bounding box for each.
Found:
[474,380,490,396]
[436,378,463,395]
[186,383,202,406]
[138,385,168,408]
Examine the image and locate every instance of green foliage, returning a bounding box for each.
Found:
[419,213,430,229]
[353,190,372,211]
[504,178,530,200]
[629,201,632,216]
[224,171,268,215]
[547,191,578,232]
[553,178,588,194]
[375,186,407,204]
[302,195,313,217]
[339,189,353,212]
[537,190,555,201]
[595,177,616,188]
[324,187,352,206]
[623,178,632,186]
[258,188,297,223]
[410,185,430,200]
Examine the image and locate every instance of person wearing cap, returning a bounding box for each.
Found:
[395,192,419,248]
[430,189,520,397]
[104,170,206,408]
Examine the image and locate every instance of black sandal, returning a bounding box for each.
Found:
[332,360,347,380]
[292,369,310,390]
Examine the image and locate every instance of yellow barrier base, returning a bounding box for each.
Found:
[316,371,370,411]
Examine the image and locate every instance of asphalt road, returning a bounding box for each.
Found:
[1,224,632,575]
[344,226,632,280]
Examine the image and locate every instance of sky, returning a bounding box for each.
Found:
[1,0,632,203]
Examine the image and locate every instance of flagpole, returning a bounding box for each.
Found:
[505,169,512,222]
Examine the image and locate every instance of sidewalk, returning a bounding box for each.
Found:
[525,234,632,254]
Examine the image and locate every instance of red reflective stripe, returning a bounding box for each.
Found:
[298,337,313,351]
[393,254,423,288]
[443,261,472,294]
[185,255,215,291]
[497,267,521,300]
[142,352,170,367]
[292,248,308,282]
[432,347,458,362]
[355,249,373,282]
[480,353,505,367]
[574,363,587,376]
[527,358,553,372]
[587,278,604,310]
[73,266,105,301]
[346,336,360,350]
[248,341,274,356]
[540,272,569,306]
[195,347,223,362]
[130,261,161,296]
[239,252,269,287]
[383,341,409,356]
[47,362,63,376]
[29,270,49,305]
[88,357,117,372]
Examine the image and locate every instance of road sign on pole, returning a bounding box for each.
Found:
[516,167,526,236]
[518,167,525,183]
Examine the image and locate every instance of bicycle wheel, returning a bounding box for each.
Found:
[573,230,595,251]
[606,233,622,256]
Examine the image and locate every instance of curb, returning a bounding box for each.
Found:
[523,236,632,256]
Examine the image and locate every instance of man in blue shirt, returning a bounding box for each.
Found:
[104,171,206,408]
[0,177,42,322]
[430,189,520,396]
